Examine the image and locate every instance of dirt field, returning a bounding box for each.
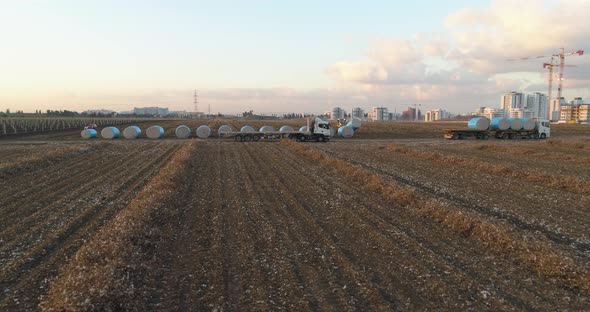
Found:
[1,121,589,310]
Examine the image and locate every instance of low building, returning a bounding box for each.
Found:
[560,104,590,123]
[133,107,169,116]
[83,109,116,116]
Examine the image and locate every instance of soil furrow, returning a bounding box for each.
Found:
[315,144,590,256]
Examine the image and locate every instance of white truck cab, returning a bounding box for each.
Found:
[310,117,332,137]
[536,119,551,139]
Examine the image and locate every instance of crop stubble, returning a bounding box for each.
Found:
[3,134,590,310]
[0,141,183,310]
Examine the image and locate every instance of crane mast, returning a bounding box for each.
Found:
[508,48,583,121]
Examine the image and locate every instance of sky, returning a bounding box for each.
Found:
[1,0,589,115]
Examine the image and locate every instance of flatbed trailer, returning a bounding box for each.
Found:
[220,131,330,142]
[443,129,547,140]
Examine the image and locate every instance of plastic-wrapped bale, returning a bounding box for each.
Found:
[338,126,354,138]
[196,125,212,138]
[279,125,294,133]
[490,117,510,130]
[522,118,536,130]
[467,117,490,131]
[508,118,523,130]
[146,125,165,139]
[123,126,142,139]
[101,127,120,139]
[346,118,362,131]
[218,125,233,137]
[81,129,97,139]
[240,125,255,133]
[175,125,191,139]
[259,125,275,132]
[299,126,308,132]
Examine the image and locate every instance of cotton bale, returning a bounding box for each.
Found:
[81,129,97,139]
[146,125,165,139]
[299,126,308,132]
[346,118,362,130]
[467,117,490,131]
[218,125,233,135]
[175,125,191,139]
[490,117,510,130]
[240,125,255,133]
[123,126,142,139]
[338,126,354,138]
[279,125,294,133]
[196,125,212,138]
[508,118,523,130]
[259,125,275,132]
[101,127,120,139]
[522,118,536,130]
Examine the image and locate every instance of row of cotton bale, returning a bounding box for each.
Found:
[82,125,192,139]
[467,117,536,131]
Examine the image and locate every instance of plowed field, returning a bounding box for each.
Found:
[1,122,589,311]
[0,141,183,310]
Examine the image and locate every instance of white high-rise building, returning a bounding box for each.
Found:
[369,107,389,121]
[424,108,450,122]
[352,107,364,119]
[525,92,548,119]
[501,92,525,110]
[330,107,346,120]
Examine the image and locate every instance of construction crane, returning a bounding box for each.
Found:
[507,48,584,120]
[543,57,576,120]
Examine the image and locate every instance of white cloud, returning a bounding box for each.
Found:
[326,0,590,113]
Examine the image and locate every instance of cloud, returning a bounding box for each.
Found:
[326,0,590,112]
[327,62,388,83]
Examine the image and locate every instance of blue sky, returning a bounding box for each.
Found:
[0,0,587,114]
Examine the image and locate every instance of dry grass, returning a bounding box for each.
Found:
[547,139,587,150]
[40,141,197,311]
[388,144,590,193]
[0,142,105,172]
[283,140,590,293]
[469,142,589,162]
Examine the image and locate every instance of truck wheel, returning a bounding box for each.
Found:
[299,135,306,142]
[253,135,260,142]
[318,136,324,142]
[501,133,509,140]
[244,135,251,142]
[235,135,243,142]
[540,133,546,139]
[508,133,516,140]
[452,133,458,140]
[482,134,489,140]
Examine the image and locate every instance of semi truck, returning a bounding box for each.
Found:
[443,118,551,140]
[221,117,332,142]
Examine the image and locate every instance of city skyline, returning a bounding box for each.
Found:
[1,0,589,114]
